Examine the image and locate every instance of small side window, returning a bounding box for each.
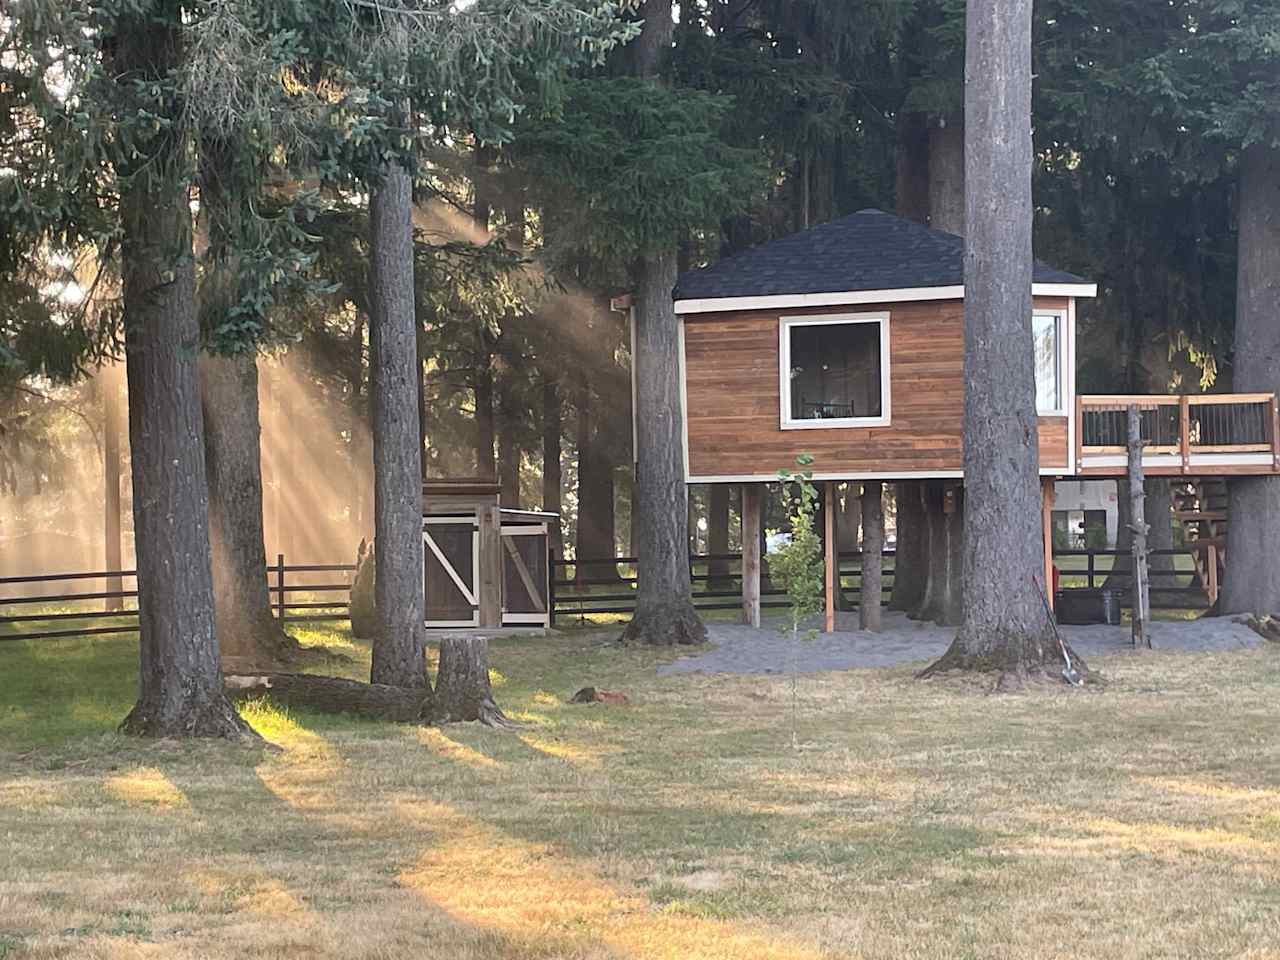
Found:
[1034,313,1062,413]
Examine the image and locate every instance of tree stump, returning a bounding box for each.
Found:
[434,636,512,726]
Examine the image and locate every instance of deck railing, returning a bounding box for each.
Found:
[1077,393,1280,473]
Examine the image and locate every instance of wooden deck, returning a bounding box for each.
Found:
[1076,393,1280,477]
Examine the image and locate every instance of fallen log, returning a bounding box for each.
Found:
[225,673,433,723]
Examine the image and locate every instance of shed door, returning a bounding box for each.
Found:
[501,524,549,626]
[424,517,479,627]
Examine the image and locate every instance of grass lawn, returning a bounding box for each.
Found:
[4,623,1280,959]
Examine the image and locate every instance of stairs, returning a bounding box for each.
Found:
[1173,479,1228,604]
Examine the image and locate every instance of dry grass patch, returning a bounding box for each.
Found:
[4,629,1280,957]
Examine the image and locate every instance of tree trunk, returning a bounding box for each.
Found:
[860,482,884,631]
[498,389,521,508]
[621,249,705,646]
[1222,144,1280,616]
[114,13,248,739]
[201,353,300,666]
[914,483,963,626]
[706,484,732,586]
[433,635,511,726]
[895,112,931,225]
[1128,406,1151,648]
[226,673,432,722]
[368,162,429,691]
[475,352,496,479]
[626,0,673,79]
[889,482,925,611]
[1145,478,1177,604]
[923,0,1079,681]
[542,377,563,557]
[928,118,965,235]
[574,381,620,579]
[101,366,123,612]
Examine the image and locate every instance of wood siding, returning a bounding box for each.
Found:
[683,297,1071,479]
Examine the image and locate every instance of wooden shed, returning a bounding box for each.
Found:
[422,479,554,630]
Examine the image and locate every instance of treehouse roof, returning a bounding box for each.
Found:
[673,208,1091,305]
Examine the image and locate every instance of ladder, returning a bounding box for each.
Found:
[1173,479,1227,605]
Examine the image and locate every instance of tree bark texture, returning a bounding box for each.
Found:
[1128,406,1151,648]
[889,482,926,611]
[434,635,511,726]
[626,0,673,79]
[706,484,732,586]
[368,163,429,690]
[101,367,124,611]
[542,377,563,557]
[860,482,884,632]
[621,250,706,645]
[114,13,248,739]
[928,118,965,235]
[895,111,932,225]
[914,482,963,626]
[226,672,432,723]
[924,0,1077,680]
[498,391,521,508]
[574,381,620,578]
[1223,144,1280,616]
[474,352,497,479]
[201,353,299,665]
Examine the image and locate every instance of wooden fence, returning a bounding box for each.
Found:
[550,551,898,624]
[0,555,355,643]
[0,546,1213,642]
[552,546,1212,623]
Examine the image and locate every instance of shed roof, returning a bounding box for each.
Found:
[673,208,1090,303]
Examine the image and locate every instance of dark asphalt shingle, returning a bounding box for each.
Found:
[673,208,1090,301]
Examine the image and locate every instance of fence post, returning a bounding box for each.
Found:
[276,553,286,623]
[548,547,557,628]
[1087,551,1095,590]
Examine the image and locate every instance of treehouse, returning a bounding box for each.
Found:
[672,209,1280,623]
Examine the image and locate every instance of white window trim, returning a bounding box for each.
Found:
[779,312,891,430]
[1035,310,1067,417]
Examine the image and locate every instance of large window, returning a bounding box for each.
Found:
[1034,313,1063,413]
[781,314,890,429]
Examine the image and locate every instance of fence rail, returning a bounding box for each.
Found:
[550,550,899,623]
[0,555,354,643]
[0,544,1215,643]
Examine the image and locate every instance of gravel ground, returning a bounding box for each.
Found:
[657,610,1264,676]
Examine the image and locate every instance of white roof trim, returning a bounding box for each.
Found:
[674,282,1098,315]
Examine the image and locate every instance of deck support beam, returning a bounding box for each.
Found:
[740,483,762,628]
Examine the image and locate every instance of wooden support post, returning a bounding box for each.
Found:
[276,553,286,623]
[478,504,503,627]
[1271,395,1280,470]
[824,480,836,633]
[1041,479,1055,611]
[1206,543,1220,607]
[1179,395,1191,473]
[740,484,761,628]
[1127,405,1152,648]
